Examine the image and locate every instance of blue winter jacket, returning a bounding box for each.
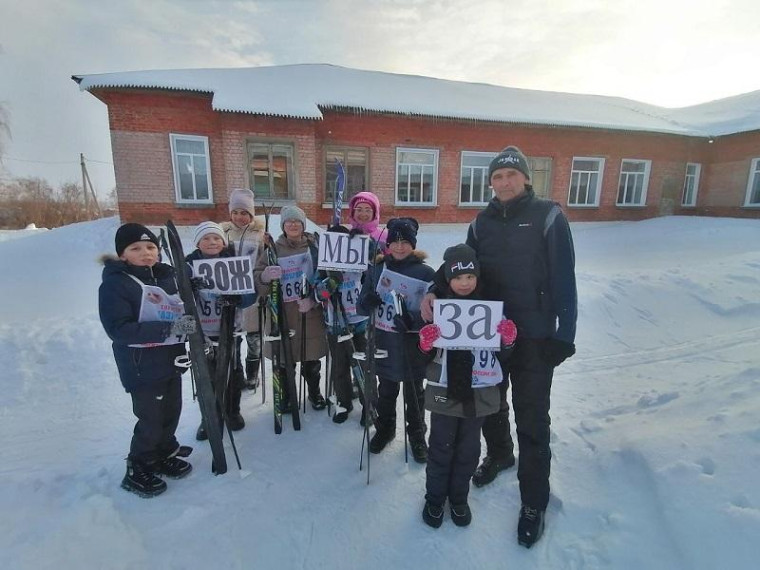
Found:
[99,258,186,392]
[357,251,435,381]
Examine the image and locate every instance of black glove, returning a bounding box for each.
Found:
[362,291,383,310]
[190,277,211,292]
[327,224,350,234]
[220,295,242,307]
[542,338,576,367]
[349,227,364,238]
[392,312,414,333]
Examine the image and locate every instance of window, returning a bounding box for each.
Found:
[170,134,212,203]
[529,157,553,199]
[568,157,604,207]
[460,152,495,204]
[617,159,651,206]
[396,148,438,205]
[247,141,295,200]
[682,163,701,207]
[325,147,368,204]
[745,158,760,207]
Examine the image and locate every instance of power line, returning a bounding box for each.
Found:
[3,156,113,166]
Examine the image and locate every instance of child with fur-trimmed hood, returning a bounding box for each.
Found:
[416,244,517,529]
[357,217,435,463]
[98,223,196,498]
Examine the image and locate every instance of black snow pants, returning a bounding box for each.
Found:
[376,377,426,437]
[482,338,554,510]
[426,412,485,507]
[128,374,182,466]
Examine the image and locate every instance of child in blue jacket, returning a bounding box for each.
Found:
[99,223,196,498]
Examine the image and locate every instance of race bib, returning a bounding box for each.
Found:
[374,268,430,333]
[126,275,186,347]
[279,252,314,302]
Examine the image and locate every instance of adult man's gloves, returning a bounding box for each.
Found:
[170,315,197,336]
[418,323,441,352]
[261,265,282,283]
[315,277,340,300]
[497,318,518,347]
[542,338,576,367]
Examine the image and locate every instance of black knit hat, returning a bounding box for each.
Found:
[443,244,480,281]
[488,146,531,182]
[115,223,159,256]
[385,217,419,248]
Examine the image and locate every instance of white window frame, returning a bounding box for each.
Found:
[567,157,604,207]
[459,151,496,205]
[395,147,438,206]
[169,134,213,204]
[616,158,651,207]
[682,163,701,207]
[744,158,760,207]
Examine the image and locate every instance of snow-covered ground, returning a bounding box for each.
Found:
[1,215,758,570]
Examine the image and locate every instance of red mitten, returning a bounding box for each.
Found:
[497,318,517,347]
[418,324,441,352]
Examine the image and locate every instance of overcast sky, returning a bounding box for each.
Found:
[1,0,758,196]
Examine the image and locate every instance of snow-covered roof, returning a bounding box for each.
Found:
[72,64,760,138]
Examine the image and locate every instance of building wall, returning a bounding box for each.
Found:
[92,88,760,225]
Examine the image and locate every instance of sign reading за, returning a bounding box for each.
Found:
[317,232,370,272]
[433,299,503,350]
[191,256,256,294]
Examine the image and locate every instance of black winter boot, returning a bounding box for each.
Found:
[227,413,245,431]
[422,501,444,528]
[154,457,193,479]
[332,401,353,424]
[450,503,473,527]
[195,423,208,441]
[409,432,428,464]
[517,505,545,548]
[369,426,396,454]
[121,460,167,498]
[472,454,516,487]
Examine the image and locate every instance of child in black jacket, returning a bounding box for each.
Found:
[417,244,517,527]
[99,223,197,498]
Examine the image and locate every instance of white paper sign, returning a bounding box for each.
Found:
[191,256,256,294]
[374,268,430,332]
[317,232,370,272]
[432,299,503,350]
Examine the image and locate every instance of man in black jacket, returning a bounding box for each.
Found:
[422,146,577,547]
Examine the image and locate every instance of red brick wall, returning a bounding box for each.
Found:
[89,88,760,225]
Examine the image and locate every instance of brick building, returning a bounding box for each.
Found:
[72,64,760,225]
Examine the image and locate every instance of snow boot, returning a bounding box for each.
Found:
[155,457,193,480]
[472,453,515,487]
[308,393,327,411]
[409,432,428,464]
[517,505,545,548]
[227,413,245,431]
[195,423,208,441]
[422,501,444,528]
[450,503,472,527]
[332,401,353,424]
[369,426,396,454]
[121,460,167,498]
[170,445,193,458]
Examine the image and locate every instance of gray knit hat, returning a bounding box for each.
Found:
[228,188,256,217]
[488,146,531,182]
[194,221,227,247]
[280,205,307,231]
